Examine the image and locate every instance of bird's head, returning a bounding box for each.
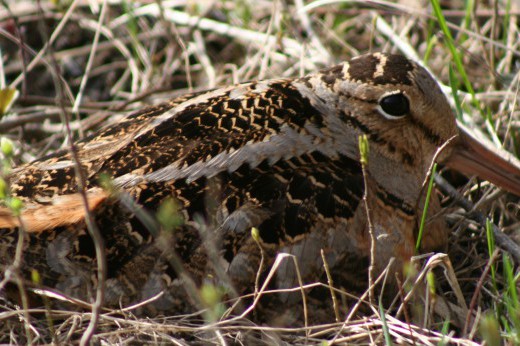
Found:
[297,52,520,202]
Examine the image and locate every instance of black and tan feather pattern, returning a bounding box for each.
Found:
[1,53,519,317]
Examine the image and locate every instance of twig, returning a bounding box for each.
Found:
[0,111,62,132]
[76,2,110,343]
[435,175,520,264]
[251,228,266,298]
[358,135,375,304]
[415,135,457,250]
[330,259,395,345]
[0,0,29,95]
[395,274,417,346]
[192,30,215,88]
[303,0,520,58]
[8,219,33,344]
[211,253,308,330]
[9,0,80,89]
[71,0,108,139]
[34,1,108,344]
[113,3,329,67]
[462,248,500,337]
[321,249,341,323]
[294,0,332,64]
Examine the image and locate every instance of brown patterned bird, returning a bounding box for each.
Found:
[0,53,519,317]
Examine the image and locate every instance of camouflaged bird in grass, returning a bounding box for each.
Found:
[1,53,520,318]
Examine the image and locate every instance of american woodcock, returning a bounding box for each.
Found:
[1,53,520,316]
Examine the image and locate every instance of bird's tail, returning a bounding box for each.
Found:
[0,188,108,233]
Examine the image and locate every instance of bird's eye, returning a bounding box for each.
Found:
[378,93,409,119]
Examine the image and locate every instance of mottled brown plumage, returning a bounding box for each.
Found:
[1,53,519,318]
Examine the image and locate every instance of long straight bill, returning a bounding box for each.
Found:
[443,124,520,196]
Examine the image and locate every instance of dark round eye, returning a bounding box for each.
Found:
[378,93,409,118]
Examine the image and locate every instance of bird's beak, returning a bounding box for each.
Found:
[443,124,520,196]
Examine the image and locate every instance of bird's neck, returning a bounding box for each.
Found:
[367,149,428,211]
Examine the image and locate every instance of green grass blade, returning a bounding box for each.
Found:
[378,299,393,346]
[485,218,497,287]
[448,65,463,120]
[416,163,437,251]
[430,0,481,112]
[503,253,520,340]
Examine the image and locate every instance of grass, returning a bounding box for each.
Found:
[431,0,477,106]
[0,0,519,344]
[416,162,437,252]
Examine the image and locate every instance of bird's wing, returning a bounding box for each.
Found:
[3,76,366,246]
